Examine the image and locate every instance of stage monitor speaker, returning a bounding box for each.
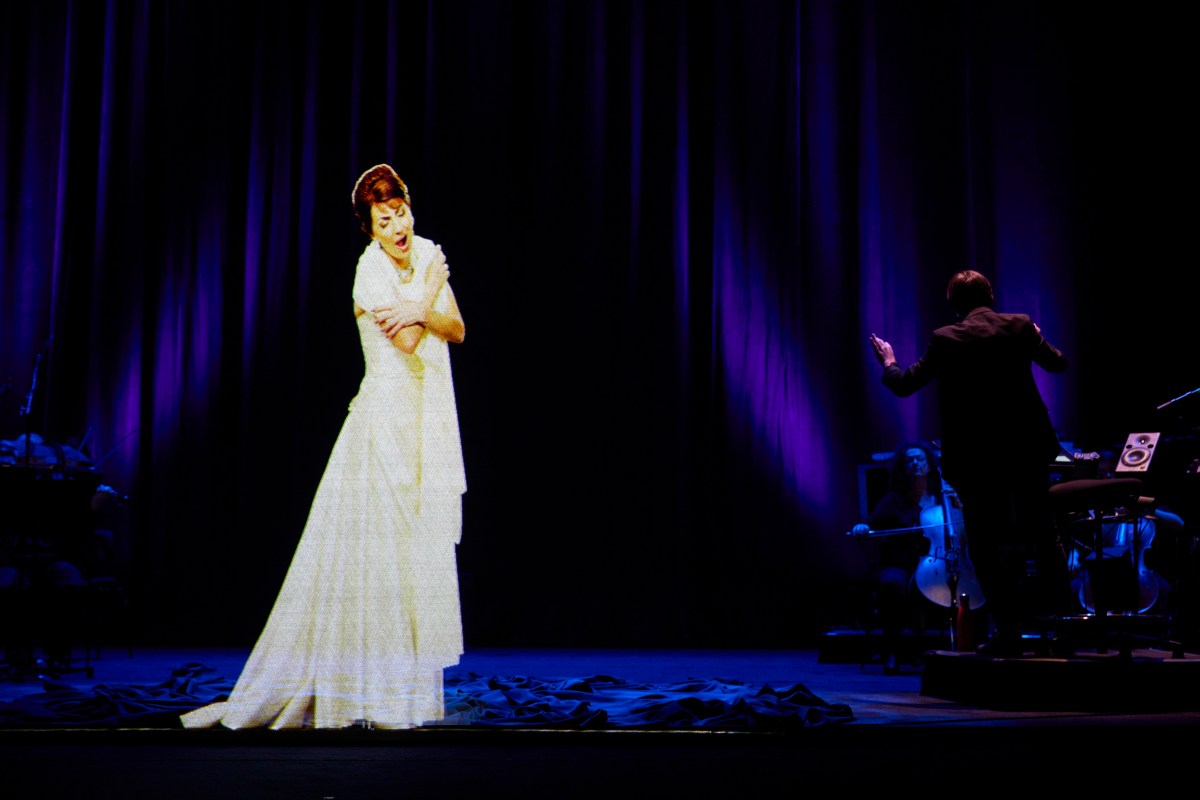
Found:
[1115,432,1160,473]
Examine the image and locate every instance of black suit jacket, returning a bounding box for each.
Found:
[881,307,1068,489]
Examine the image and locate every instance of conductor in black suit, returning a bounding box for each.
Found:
[868,270,1069,655]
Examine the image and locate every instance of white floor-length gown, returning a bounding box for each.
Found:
[181,236,466,729]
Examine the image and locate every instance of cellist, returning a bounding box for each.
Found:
[850,442,946,674]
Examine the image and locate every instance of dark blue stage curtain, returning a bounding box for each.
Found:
[1,0,1192,649]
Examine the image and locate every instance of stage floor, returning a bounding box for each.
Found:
[3,641,1200,796]
[4,639,1200,725]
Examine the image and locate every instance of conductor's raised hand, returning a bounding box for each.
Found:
[869,333,896,368]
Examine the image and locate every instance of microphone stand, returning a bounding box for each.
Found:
[1157,386,1200,413]
[19,348,45,468]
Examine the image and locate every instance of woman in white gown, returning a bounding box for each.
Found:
[182,164,467,729]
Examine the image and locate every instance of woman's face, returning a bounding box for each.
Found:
[371,199,414,264]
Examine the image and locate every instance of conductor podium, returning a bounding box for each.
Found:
[920,465,1200,711]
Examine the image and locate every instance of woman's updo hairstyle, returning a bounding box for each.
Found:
[352,164,412,236]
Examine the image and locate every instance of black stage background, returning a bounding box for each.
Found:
[1,1,1196,652]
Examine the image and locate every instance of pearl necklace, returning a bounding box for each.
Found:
[379,240,414,282]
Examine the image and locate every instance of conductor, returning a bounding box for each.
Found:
[868,270,1069,656]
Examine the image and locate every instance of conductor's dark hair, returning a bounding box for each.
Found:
[946,270,994,316]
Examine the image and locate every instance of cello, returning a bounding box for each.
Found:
[847,479,985,650]
[1068,512,1169,615]
[914,481,985,651]
[914,481,986,613]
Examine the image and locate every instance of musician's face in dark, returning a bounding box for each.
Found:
[903,448,929,478]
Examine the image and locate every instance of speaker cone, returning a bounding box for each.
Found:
[1121,447,1151,468]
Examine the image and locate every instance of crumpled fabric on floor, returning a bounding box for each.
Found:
[441,673,854,729]
[0,662,234,729]
[0,663,854,729]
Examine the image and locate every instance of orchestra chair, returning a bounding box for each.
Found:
[81,572,132,665]
[43,575,130,680]
[2,533,132,681]
[1046,476,1186,659]
[69,526,134,675]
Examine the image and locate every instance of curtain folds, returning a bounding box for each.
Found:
[0,0,1187,647]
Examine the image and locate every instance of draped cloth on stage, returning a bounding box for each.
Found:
[180,237,466,730]
[1,664,855,730]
